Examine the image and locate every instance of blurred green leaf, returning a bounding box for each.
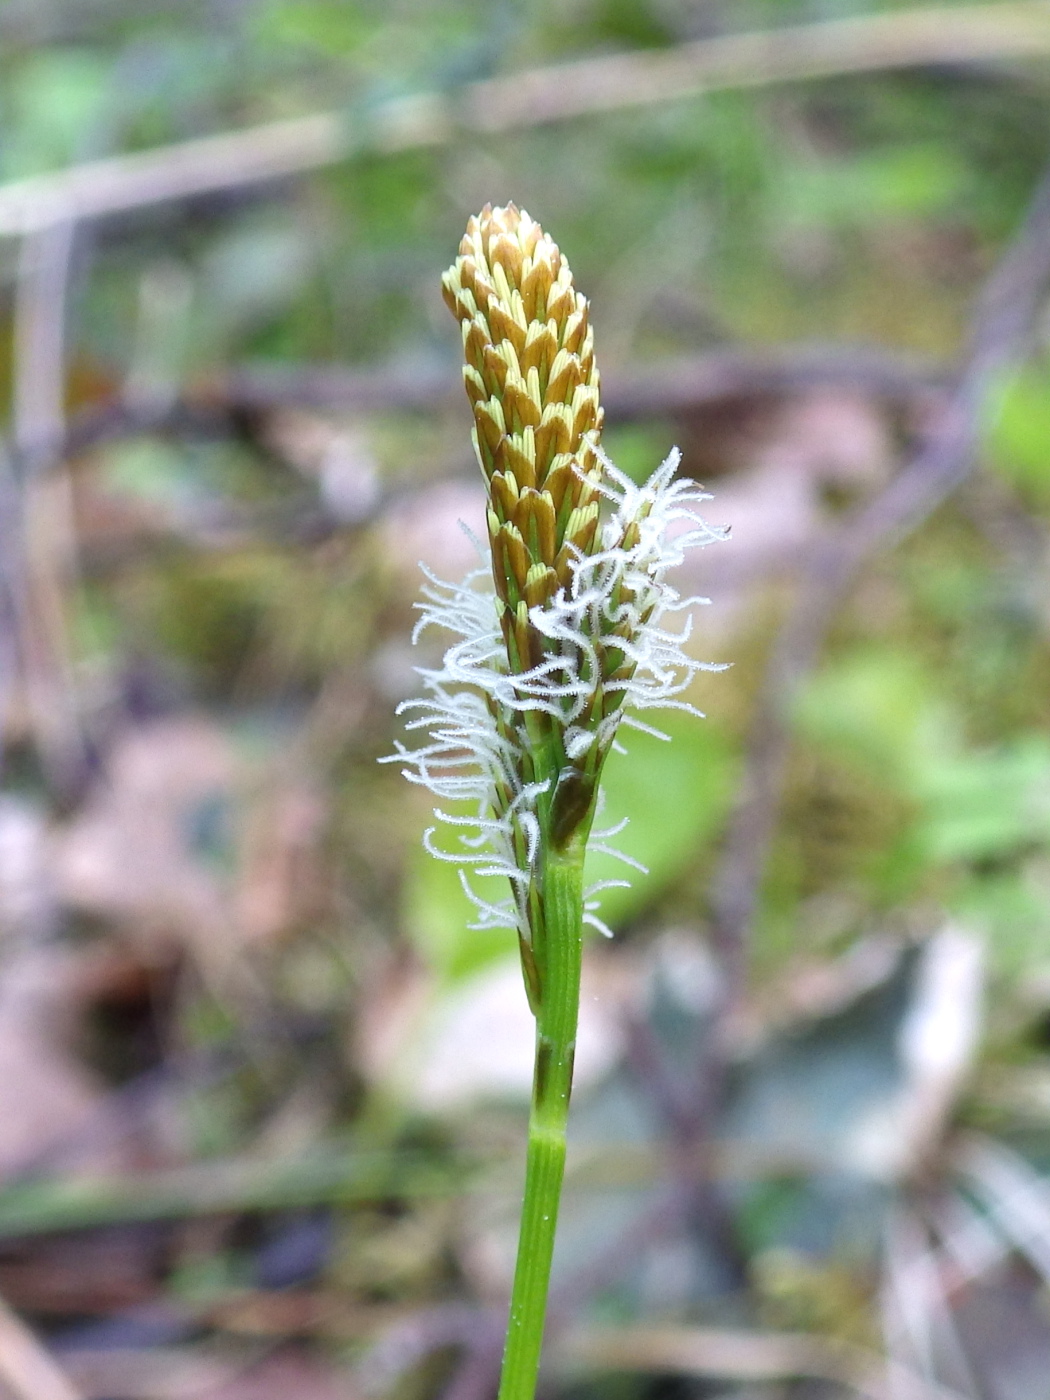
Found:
[3,49,111,176]
[777,143,967,234]
[950,867,1050,978]
[584,713,736,928]
[402,844,511,983]
[253,0,376,55]
[601,424,677,485]
[793,648,951,785]
[917,736,1050,865]
[201,219,318,347]
[798,649,1050,867]
[987,361,1050,509]
[795,647,1050,973]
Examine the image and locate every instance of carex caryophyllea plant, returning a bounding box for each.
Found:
[385,205,722,1400]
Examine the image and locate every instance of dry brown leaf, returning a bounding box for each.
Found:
[55,717,236,958]
[190,1347,360,1400]
[0,948,109,1176]
[54,717,327,974]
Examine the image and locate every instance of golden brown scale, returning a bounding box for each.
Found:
[442,204,605,646]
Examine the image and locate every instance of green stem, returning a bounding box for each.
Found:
[498,851,584,1400]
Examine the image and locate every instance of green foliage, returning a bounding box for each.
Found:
[793,648,938,786]
[917,736,1050,865]
[988,360,1050,510]
[792,646,1050,973]
[252,0,378,57]
[2,49,111,175]
[776,142,968,232]
[583,714,737,928]
[600,425,677,485]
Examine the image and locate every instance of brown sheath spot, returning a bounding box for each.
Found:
[534,1037,553,1108]
[550,765,596,849]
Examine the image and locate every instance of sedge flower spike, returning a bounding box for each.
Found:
[390,204,722,983]
[384,204,723,1400]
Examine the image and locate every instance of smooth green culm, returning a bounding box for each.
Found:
[499,851,583,1400]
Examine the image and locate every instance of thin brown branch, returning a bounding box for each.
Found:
[53,341,943,461]
[13,223,75,467]
[464,4,1050,132]
[41,343,944,578]
[0,112,357,236]
[558,1323,970,1400]
[0,5,1047,235]
[603,343,947,416]
[7,221,90,797]
[0,1293,82,1400]
[224,342,944,417]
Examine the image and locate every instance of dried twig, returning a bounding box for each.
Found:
[56,1347,243,1400]
[6,221,89,795]
[955,1134,1050,1281]
[13,224,75,470]
[463,4,1050,132]
[0,1292,82,1400]
[559,1322,970,1400]
[48,341,944,478]
[49,343,944,583]
[881,1206,981,1397]
[0,5,1047,235]
[359,1305,502,1399]
[222,342,945,418]
[0,453,26,758]
[603,343,946,418]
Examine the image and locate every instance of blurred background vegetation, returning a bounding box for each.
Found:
[2,1,1050,1397]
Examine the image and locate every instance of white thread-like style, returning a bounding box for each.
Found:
[381,450,725,941]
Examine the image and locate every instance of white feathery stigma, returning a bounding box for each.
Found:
[382,448,725,942]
